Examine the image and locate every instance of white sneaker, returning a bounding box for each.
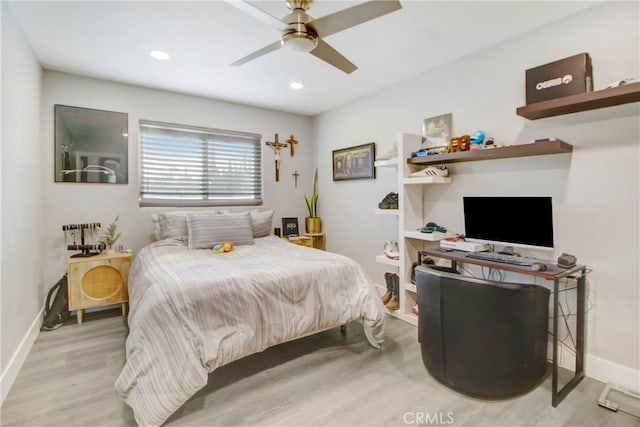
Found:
[384,240,399,259]
[375,142,398,161]
[409,166,449,178]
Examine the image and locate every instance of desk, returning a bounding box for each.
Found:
[422,249,587,407]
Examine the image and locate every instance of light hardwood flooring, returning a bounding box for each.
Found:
[1,310,637,427]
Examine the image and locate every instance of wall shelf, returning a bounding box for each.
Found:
[516,82,640,120]
[408,140,573,166]
[375,208,399,215]
[374,158,398,167]
[375,255,400,267]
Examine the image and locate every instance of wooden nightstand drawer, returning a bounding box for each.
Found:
[287,236,313,248]
[67,252,132,324]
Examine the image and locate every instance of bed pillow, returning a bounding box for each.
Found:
[153,209,228,241]
[250,209,274,238]
[187,212,254,249]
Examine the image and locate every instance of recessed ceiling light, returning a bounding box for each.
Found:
[289,82,304,90]
[150,50,171,61]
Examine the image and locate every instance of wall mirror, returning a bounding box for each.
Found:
[55,104,128,183]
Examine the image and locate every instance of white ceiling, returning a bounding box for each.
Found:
[8,1,601,116]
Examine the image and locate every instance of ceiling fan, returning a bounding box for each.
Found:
[228,0,402,74]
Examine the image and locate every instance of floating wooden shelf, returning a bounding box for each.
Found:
[516,82,640,120]
[408,140,573,166]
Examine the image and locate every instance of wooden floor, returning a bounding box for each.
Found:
[1,310,637,427]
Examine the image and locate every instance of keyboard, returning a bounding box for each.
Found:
[465,251,536,266]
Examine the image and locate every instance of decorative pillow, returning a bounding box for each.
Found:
[153,209,229,241]
[250,209,274,238]
[187,212,254,249]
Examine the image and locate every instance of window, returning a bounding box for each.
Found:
[139,120,262,207]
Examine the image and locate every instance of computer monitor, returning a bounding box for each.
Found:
[463,196,554,250]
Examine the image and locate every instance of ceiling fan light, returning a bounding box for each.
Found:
[282,32,318,53]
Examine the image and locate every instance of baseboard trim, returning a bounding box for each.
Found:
[0,306,43,405]
[585,354,640,393]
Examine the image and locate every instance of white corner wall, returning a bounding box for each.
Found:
[313,1,639,389]
[1,4,44,403]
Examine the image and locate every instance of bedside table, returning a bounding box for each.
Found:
[304,233,326,250]
[67,251,132,324]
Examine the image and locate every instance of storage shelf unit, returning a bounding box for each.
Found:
[516,82,640,120]
[403,176,452,184]
[408,140,572,166]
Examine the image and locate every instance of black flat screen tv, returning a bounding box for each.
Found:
[463,196,554,250]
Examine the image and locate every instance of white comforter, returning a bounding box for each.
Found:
[115,236,385,426]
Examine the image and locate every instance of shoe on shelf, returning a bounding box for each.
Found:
[419,222,447,233]
[375,142,398,161]
[378,192,398,209]
[409,166,449,178]
[384,240,399,260]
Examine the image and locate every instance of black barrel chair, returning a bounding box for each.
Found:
[415,265,550,398]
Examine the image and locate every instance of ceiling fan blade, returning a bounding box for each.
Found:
[311,0,402,37]
[224,0,287,31]
[310,39,357,74]
[230,40,283,66]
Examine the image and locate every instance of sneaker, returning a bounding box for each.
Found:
[384,240,399,260]
[419,222,447,233]
[375,142,398,161]
[378,192,398,209]
[409,166,449,178]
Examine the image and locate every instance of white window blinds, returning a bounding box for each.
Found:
[139,120,262,207]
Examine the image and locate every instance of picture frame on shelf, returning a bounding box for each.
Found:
[281,217,299,237]
[332,142,376,181]
[422,113,452,150]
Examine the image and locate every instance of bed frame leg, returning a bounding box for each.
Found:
[340,324,347,334]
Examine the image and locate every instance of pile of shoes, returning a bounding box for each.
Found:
[409,165,449,178]
[382,272,399,310]
[384,240,399,260]
[378,192,398,209]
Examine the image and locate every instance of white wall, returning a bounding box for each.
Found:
[40,71,314,285]
[313,1,639,386]
[0,3,44,402]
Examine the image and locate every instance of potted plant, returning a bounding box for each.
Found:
[304,168,321,234]
[97,215,122,253]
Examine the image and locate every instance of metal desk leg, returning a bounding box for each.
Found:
[551,270,586,407]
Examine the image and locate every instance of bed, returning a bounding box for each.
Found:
[114,211,385,426]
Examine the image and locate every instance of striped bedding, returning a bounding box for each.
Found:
[114,236,385,426]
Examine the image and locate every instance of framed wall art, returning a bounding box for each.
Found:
[55,104,128,184]
[332,142,376,181]
[422,113,452,150]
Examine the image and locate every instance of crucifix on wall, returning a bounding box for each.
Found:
[265,133,288,182]
[286,134,298,157]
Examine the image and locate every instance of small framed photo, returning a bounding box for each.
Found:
[281,217,299,237]
[332,142,376,181]
[422,113,452,149]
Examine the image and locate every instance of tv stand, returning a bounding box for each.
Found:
[422,248,588,408]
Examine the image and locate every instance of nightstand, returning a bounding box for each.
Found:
[304,233,326,250]
[286,236,313,248]
[67,251,132,324]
